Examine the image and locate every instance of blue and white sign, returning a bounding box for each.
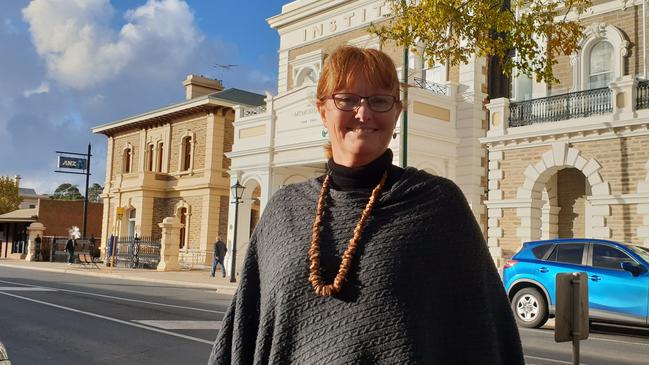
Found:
[58,156,87,170]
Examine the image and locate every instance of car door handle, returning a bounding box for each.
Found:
[539,267,549,273]
[589,275,601,281]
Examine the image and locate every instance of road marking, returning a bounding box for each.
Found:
[519,327,649,347]
[0,279,224,314]
[134,320,221,330]
[0,291,214,345]
[524,354,584,365]
[0,287,55,291]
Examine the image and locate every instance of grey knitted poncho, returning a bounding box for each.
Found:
[209,168,524,364]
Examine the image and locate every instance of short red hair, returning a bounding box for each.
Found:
[316,46,401,104]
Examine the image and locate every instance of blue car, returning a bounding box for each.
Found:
[503,238,649,328]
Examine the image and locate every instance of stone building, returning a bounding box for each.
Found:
[92,75,265,265]
[224,0,494,272]
[483,0,649,265]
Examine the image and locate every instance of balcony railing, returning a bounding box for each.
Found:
[509,87,612,127]
[413,77,448,95]
[243,105,267,116]
[637,80,649,110]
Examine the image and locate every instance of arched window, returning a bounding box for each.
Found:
[589,41,613,89]
[146,144,154,172]
[182,136,192,171]
[156,142,164,172]
[123,147,132,173]
[128,209,136,238]
[179,207,187,249]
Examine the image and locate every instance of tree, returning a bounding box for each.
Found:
[51,183,83,200]
[0,176,22,214]
[371,0,592,84]
[88,183,104,203]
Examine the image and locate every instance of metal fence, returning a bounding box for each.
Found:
[413,77,448,95]
[509,87,612,127]
[108,236,161,269]
[39,236,100,263]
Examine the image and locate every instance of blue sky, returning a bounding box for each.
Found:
[0,0,287,195]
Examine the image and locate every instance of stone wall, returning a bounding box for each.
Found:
[500,145,552,199]
[111,132,141,177]
[557,168,586,238]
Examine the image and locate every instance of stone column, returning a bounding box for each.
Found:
[26,222,46,261]
[157,217,182,271]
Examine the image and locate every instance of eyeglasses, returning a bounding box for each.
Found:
[324,93,398,113]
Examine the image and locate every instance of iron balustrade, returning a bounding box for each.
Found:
[637,80,649,110]
[509,87,612,127]
[413,77,448,95]
[243,105,267,116]
[110,235,161,269]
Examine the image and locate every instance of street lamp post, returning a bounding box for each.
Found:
[229,181,245,283]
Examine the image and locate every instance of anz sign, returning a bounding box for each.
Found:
[58,156,87,170]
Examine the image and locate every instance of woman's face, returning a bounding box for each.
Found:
[319,77,402,167]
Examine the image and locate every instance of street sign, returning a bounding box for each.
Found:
[116,207,125,219]
[58,156,87,170]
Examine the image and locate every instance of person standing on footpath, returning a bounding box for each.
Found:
[211,236,227,278]
[208,46,524,364]
[65,235,77,265]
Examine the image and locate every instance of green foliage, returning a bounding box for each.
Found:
[0,176,22,214]
[371,0,592,84]
[51,183,83,200]
[88,183,104,203]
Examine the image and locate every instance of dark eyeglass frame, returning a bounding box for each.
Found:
[322,93,398,113]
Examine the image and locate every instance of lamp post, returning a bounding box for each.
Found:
[229,181,245,283]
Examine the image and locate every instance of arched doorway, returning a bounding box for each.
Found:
[556,168,589,238]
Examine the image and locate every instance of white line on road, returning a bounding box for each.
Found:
[0,291,214,345]
[0,287,55,291]
[133,320,222,330]
[519,327,649,347]
[524,354,584,365]
[0,279,224,314]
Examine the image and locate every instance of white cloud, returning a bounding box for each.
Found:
[22,0,202,90]
[23,81,50,97]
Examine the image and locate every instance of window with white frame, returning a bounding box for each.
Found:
[588,41,613,89]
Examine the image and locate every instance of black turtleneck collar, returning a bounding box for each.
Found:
[327,149,404,191]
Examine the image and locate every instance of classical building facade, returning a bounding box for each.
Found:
[483,0,649,265]
[224,0,492,272]
[92,75,264,265]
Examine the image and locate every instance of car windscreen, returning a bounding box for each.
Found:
[628,245,649,263]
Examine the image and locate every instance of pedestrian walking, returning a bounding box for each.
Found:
[208,46,524,364]
[65,235,77,265]
[34,234,42,261]
[211,236,227,278]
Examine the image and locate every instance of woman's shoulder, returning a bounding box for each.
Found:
[397,167,461,196]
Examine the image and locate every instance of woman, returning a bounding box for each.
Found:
[209,46,524,364]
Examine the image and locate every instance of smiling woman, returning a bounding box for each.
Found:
[208,46,524,364]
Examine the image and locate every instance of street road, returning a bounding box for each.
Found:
[0,266,231,365]
[520,320,649,365]
[2,266,648,364]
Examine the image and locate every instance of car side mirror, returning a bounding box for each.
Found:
[621,262,643,276]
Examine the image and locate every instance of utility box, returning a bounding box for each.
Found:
[555,272,589,342]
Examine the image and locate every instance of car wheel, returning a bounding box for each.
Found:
[511,287,548,328]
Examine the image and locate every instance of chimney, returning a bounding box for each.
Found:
[183,75,224,100]
[14,175,20,189]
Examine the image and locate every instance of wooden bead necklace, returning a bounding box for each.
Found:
[308,171,387,297]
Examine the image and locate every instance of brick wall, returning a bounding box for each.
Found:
[500,146,552,199]
[609,204,643,244]
[500,208,521,258]
[572,136,649,195]
[38,200,103,237]
[184,195,203,248]
[169,115,208,172]
[111,132,140,178]
[151,197,180,238]
[557,168,586,238]
[222,114,234,178]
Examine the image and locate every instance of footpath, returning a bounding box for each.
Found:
[0,258,239,295]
